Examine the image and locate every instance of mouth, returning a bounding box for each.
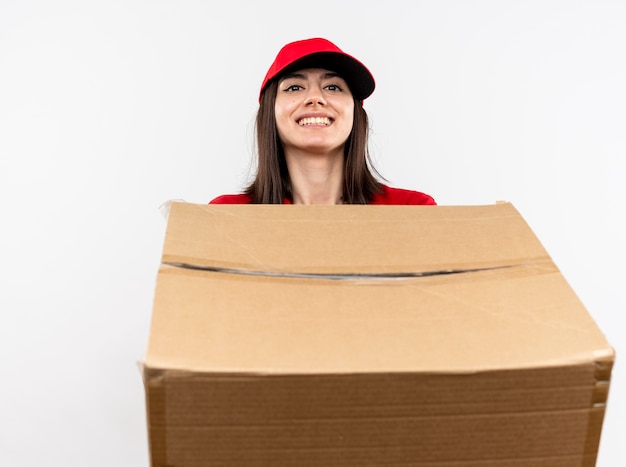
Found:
[297,117,332,126]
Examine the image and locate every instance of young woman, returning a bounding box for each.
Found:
[210,37,435,205]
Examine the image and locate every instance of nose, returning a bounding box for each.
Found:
[305,86,326,106]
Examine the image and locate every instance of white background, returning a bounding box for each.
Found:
[1,1,624,465]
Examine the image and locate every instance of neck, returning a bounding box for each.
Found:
[285,149,344,205]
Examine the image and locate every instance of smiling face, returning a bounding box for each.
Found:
[274,68,355,158]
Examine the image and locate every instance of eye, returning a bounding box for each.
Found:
[325,84,343,92]
[284,84,303,92]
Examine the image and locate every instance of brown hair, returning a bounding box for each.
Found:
[244,80,383,204]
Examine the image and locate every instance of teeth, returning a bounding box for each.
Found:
[298,117,331,126]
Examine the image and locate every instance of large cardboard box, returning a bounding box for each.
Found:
[142,202,614,466]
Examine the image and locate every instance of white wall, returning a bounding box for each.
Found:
[1,1,623,465]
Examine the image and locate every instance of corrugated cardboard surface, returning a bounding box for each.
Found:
[143,202,614,466]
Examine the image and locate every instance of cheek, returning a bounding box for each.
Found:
[274,100,296,128]
[275,96,298,115]
[274,106,289,139]
[342,107,355,137]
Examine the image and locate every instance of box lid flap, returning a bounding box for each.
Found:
[162,202,550,275]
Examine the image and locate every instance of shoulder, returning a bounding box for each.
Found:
[370,185,436,205]
[209,193,253,204]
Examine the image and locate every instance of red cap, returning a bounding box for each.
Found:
[259,38,375,102]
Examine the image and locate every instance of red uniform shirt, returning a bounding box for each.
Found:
[210,185,436,205]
